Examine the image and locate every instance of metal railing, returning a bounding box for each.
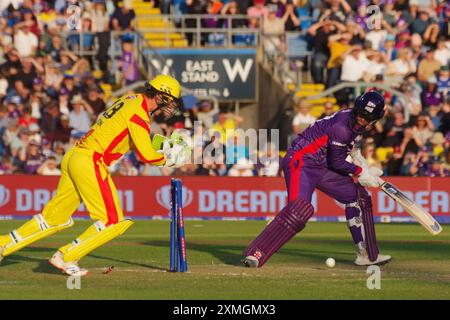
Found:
[261,30,312,92]
[61,16,311,89]
[60,15,318,107]
[304,81,410,122]
[62,29,175,83]
[136,14,262,48]
[63,30,136,57]
[135,31,174,80]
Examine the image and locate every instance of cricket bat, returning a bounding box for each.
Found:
[379,180,442,235]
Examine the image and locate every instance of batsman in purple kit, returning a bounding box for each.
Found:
[242,91,392,267]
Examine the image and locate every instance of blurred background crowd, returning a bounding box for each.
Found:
[0,0,449,178]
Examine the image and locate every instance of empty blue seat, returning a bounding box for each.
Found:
[287,34,309,58]
[233,34,256,46]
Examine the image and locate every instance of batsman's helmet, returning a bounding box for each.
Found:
[144,74,183,119]
[353,91,385,122]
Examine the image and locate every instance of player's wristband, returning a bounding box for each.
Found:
[354,166,362,176]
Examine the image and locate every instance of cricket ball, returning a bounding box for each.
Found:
[326,258,336,268]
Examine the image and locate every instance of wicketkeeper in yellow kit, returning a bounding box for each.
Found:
[0,75,190,276]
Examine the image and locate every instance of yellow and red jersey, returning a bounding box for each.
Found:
[76,93,165,166]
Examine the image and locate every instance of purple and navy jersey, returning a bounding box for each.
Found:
[288,109,361,175]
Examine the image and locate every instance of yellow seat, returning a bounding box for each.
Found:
[301,83,325,91]
[376,147,394,162]
[138,20,170,28]
[295,91,321,97]
[172,39,188,47]
[310,106,324,118]
[147,39,171,47]
[119,1,154,9]
[133,5,158,10]
[147,38,189,48]
[287,83,296,91]
[134,1,189,49]
[309,105,340,118]
[307,97,337,105]
[135,7,161,15]
[144,33,183,40]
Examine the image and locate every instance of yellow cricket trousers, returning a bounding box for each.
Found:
[43,147,124,226]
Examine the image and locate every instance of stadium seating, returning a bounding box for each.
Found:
[293,84,339,118]
[132,0,188,48]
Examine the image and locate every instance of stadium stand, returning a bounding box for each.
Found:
[0,0,449,178]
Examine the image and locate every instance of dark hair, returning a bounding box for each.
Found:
[46,100,59,110]
[143,82,158,99]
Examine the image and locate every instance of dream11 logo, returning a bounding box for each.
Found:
[0,185,11,208]
[156,185,193,210]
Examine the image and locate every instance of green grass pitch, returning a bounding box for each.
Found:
[0,220,449,299]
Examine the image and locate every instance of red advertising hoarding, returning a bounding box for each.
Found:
[0,176,448,222]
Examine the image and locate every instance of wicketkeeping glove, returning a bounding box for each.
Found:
[157,133,192,167]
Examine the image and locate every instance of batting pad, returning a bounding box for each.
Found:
[243,199,314,267]
[63,219,134,262]
[357,185,379,261]
[3,215,74,257]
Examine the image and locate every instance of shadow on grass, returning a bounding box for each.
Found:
[141,240,242,265]
[2,248,62,274]
[141,240,356,266]
[87,253,167,271]
[3,236,447,273]
[1,246,166,273]
[377,240,450,258]
[1,254,44,267]
[142,235,450,267]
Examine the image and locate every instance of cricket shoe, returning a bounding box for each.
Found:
[49,251,88,277]
[241,255,259,268]
[355,253,391,266]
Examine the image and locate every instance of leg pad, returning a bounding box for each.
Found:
[63,219,133,262]
[243,199,314,267]
[3,214,73,257]
[357,184,379,261]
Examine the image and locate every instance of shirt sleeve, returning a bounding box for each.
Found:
[127,113,165,166]
[327,124,361,175]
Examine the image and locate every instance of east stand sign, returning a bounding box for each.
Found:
[148,49,257,101]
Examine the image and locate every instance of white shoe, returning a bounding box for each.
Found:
[0,245,4,264]
[355,253,391,266]
[49,251,88,276]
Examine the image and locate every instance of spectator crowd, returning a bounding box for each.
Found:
[281,0,449,177]
[0,0,140,175]
[0,0,449,177]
